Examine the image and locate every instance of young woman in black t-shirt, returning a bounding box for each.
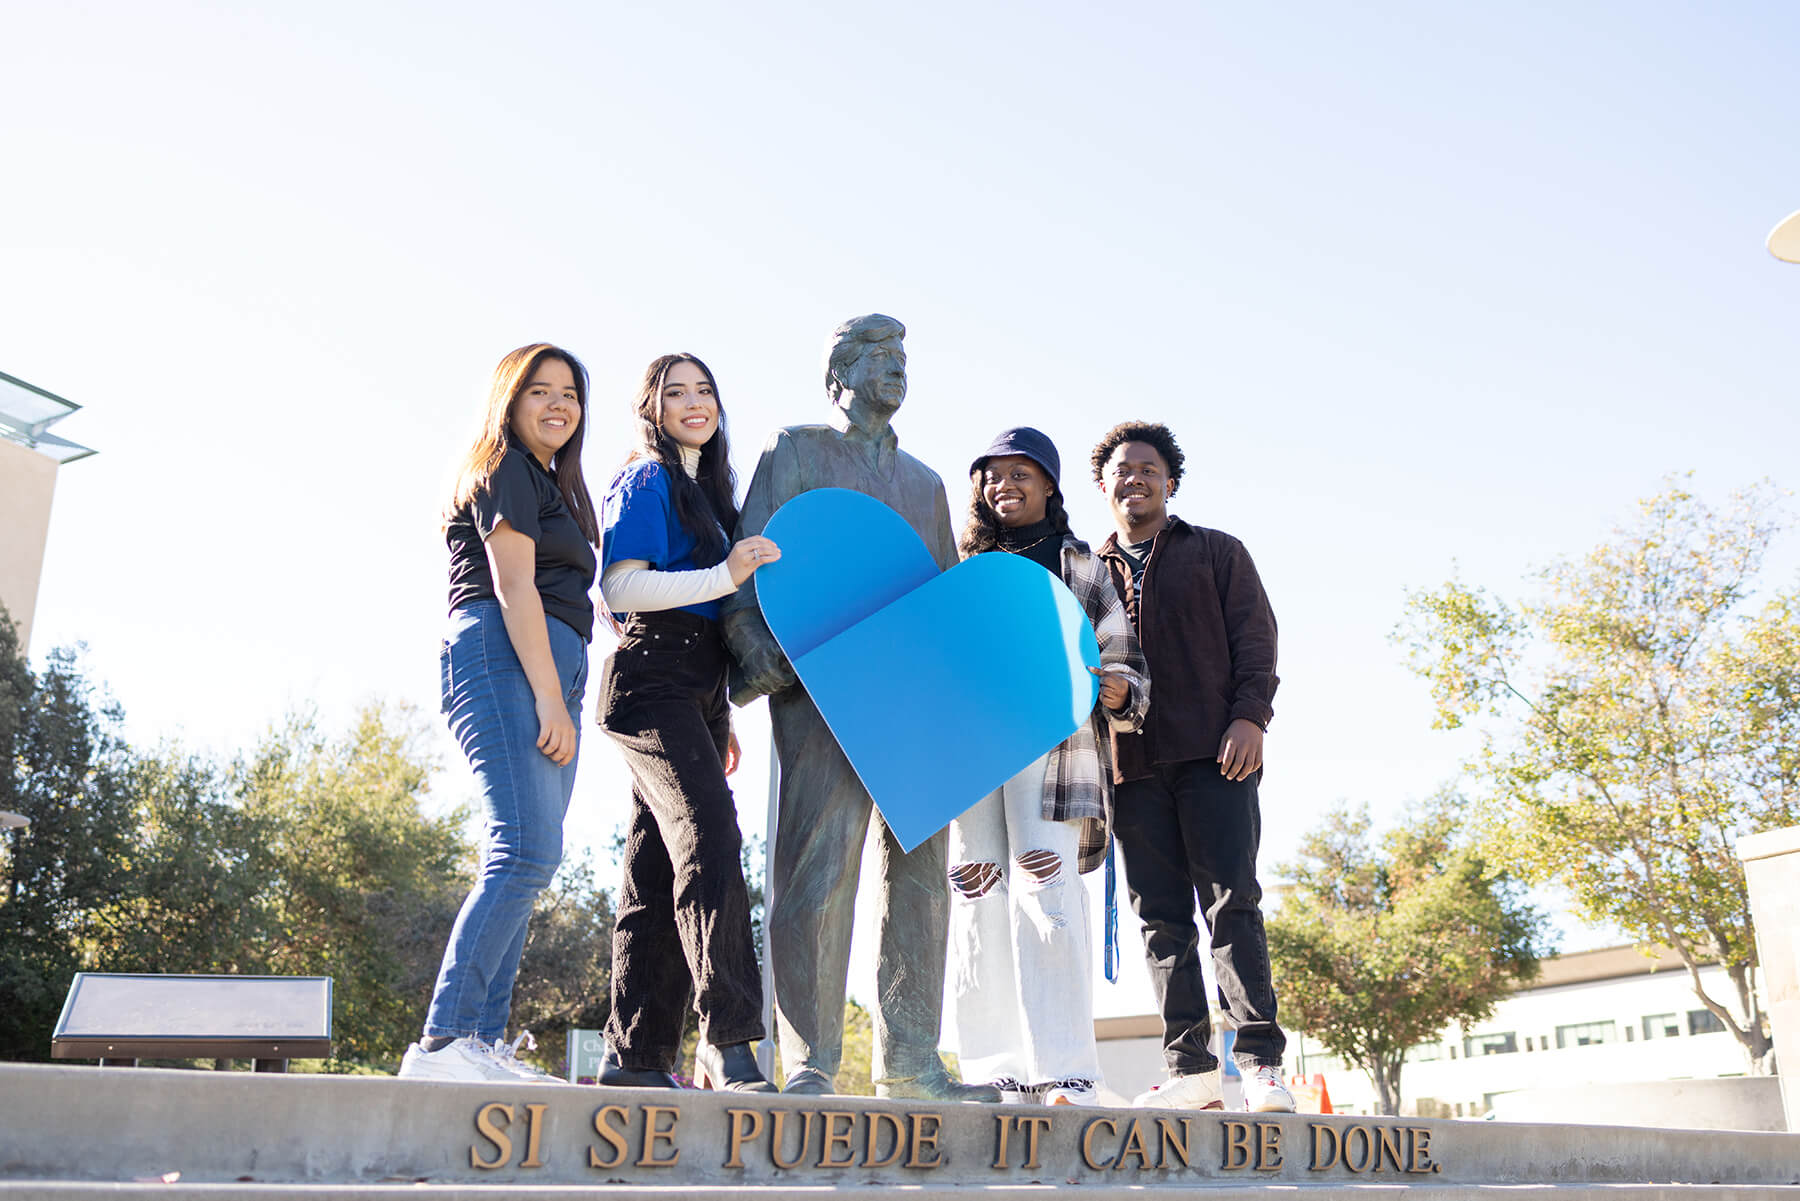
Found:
[399,343,599,1084]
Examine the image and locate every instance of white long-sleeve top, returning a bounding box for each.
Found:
[600,445,738,614]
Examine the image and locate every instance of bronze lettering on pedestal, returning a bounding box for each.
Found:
[1079,1117,1118,1169]
[818,1111,857,1168]
[991,1114,1015,1169]
[518,1103,548,1168]
[1156,1117,1193,1168]
[904,1112,944,1168]
[1221,1120,1252,1170]
[462,1098,1453,1181]
[1310,1122,1338,1170]
[1256,1121,1282,1171]
[769,1110,816,1170]
[590,1105,630,1169]
[637,1105,681,1167]
[1015,1115,1051,1169]
[864,1111,905,1168]
[1114,1119,1154,1171]
[1376,1124,1405,1172]
[1408,1127,1441,1173]
[723,1108,763,1169]
[471,1102,515,1170]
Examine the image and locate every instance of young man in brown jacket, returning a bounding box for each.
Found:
[1091,421,1294,1114]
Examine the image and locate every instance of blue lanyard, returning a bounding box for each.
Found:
[1103,831,1120,983]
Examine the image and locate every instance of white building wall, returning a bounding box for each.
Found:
[1299,962,1753,1116]
[1098,956,1759,1118]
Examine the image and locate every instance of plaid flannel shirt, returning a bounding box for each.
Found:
[1043,534,1150,873]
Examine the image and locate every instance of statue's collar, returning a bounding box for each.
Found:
[829,403,899,474]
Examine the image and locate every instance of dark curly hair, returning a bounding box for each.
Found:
[1090,421,1184,495]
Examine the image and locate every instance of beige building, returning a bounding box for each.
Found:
[1094,943,1780,1129]
[1,371,95,654]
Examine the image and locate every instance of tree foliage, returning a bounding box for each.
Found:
[1398,478,1798,1070]
[0,612,616,1072]
[0,620,139,1060]
[1266,799,1546,1115]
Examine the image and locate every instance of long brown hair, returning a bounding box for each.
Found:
[624,353,738,566]
[446,344,598,544]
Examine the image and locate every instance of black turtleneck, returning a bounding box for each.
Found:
[993,516,1063,576]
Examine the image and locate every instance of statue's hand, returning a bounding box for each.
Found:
[740,642,798,698]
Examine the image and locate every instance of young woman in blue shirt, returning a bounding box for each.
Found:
[401,343,599,1083]
[595,353,781,1093]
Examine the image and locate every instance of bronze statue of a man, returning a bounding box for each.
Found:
[723,314,998,1101]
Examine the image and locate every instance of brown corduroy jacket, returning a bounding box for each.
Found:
[1097,517,1279,784]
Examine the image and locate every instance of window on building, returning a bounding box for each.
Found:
[1624,1026,1634,1041]
[1524,1036,1534,1051]
[1555,1020,1617,1049]
[1688,1008,1727,1036]
[1642,1013,1681,1039]
[1464,1031,1517,1056]
[1408,1042,1443,1062]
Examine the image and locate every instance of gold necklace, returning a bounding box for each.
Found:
[998,530,1058,555]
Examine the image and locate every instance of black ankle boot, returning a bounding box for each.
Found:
[694,1041,777,1093]
[596,1044,678,1089]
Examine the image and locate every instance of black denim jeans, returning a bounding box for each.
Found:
[1113,759,1286,1073]
[598,610,764,1070]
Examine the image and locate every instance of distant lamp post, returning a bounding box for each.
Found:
[1768,210,1800,264]
[0,371,96,462]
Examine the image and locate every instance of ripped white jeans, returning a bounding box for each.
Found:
[943,751,1101,1089]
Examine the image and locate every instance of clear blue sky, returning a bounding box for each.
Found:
[5,1,1798,1016]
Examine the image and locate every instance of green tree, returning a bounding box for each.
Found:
[232,705,471,1066]
[1266,800,1546,1116]
[510,853,616,1075]
[0,617,139,1061]
[96,749,275,977]
[1399,479,1798,1071]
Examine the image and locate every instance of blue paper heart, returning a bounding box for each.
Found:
[757,488,1100,852]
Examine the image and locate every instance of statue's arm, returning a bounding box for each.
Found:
[722,430,801,702]
[928,475,959,570]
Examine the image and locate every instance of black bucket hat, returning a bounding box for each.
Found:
[969,426,1061,486]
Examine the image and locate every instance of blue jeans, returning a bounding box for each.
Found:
[424,599,588,1042]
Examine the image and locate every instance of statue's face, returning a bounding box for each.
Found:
[840,337,908,412]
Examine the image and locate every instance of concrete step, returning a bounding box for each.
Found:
[2,1062,1797,1195]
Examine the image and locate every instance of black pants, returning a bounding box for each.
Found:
[598,610,764,1070]
[1113,759,1285,1072]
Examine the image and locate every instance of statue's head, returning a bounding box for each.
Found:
[824,313,907,415]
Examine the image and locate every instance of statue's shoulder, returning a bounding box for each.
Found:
[776,423,839,444]
[894,446,947,488]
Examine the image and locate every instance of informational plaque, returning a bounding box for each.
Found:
[51,973,333,1065]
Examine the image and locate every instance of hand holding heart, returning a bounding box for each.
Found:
[727,536,782,586]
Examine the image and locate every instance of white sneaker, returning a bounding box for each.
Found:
[1240,1064,1296,1113]
[1044,1082,1099,1106]
[490,1031,562,1084]
[397,1036,519,1083]
[1132,1069,1224,1110]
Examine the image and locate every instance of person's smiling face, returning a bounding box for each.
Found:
[1102,439,1173,529]
[658,360,719,450]
[981,454,1053,528]
[508,356,580,467]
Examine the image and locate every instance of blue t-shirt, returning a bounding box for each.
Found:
[602,460,727,621]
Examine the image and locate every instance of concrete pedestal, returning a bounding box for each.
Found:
[1740,824,1800,1132]
[2,1062,1799,1196]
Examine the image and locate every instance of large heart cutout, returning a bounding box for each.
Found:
[758,488,1100,852]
